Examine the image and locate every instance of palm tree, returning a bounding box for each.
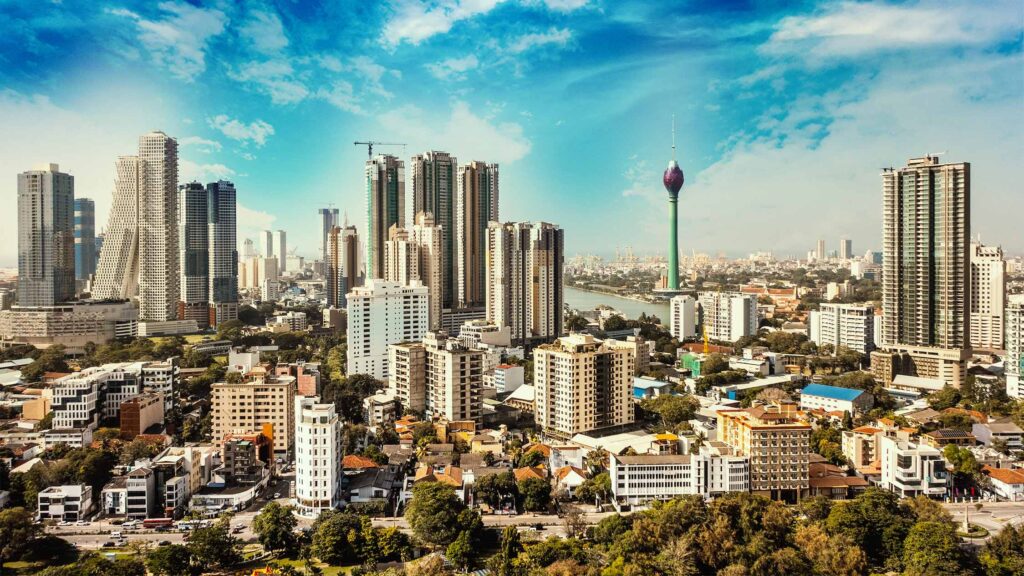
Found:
[585,446,610,474]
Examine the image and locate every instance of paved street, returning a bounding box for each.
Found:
[943,500,1024,538]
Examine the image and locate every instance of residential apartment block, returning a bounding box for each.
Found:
[698,291,757,343]
[669,294,696,340]
[969,242,1005,350]
[609,442,749,511]
[211,374,296,458]
[717,403,811,501]
[389,332,484,422]
[294,396,343,518]
[347,279,429,380]
[808,303,875,354]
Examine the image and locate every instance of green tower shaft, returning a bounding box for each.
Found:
[668,197,679,290]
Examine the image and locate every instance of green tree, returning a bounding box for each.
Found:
[943,444,981,482]
[474,471,517,508]
[186,524,240,569]
[20,345,69,382]
[310,511,363,565]
[702,353,729,375]
[252,502,298,553]
[405,482,467,547]
[489,526,524,576]
[120,438,159,465]
[145,544,195,576]
[445,531,473,572]
[518,477,552,512]
[902,521,970,576]
[0,507,41,571]
[640,394,699,429]
[978,523,1024,576]
[929,385,962,410]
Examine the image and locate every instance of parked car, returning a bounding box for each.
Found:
[158,540,171,546]
[273,492,281,499]
[76,520,89,526]
[102,542,116,548]
[58,521,73,526]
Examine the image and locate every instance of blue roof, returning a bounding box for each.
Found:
[633,377,673,390]
[800,383,864,402]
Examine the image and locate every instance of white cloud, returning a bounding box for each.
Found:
[536,0,588,11]
[239,10,288,55]
[426,55,480,80]
[108,1,228,81]
[178,136,222,153]
[508,27,571,54]
[347,56,395,98]
[229,59,310,104]
[236,203,277,247]
[179,159,235,182]
[381,0,505,46]
[765,0,1021,62]
[207,115,275,147]
[620,157,653,200]
[314,81,365,115]
[379,100,531,164]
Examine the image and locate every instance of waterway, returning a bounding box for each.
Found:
[564,286,671,321]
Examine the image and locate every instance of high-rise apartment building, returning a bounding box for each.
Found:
[208,181,238,325]
[274,230,287,274]
[239,256,278,302]
[318,207,339,266]
[94,132,180,322]
[366,155,405,280]
[969,242,1005,350]
[18,164,75,306]
[486,221,563,346]
[211,375,296,458]
[412,151,457,310]
[697,291,757,343]
[346,279,428,379]
[808,303,875,354]
[326,225,361,309]
[534,334,634,439]
[243,238,256,261]
[456,161,499,309]
[389,332,483,421]
[384,226,420,286]
[294,396,343,518]
[840,238,852,260]
[1006,295,1024,398]
[874,156,970,387]
[383,214,444,331]
[669,294,696,340]
[717,403,811,501]
[74,198,96,282]
[816,239,826,261]
[261,230,273,259]
[179,182,210,327]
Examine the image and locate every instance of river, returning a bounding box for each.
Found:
[564,286,671,321]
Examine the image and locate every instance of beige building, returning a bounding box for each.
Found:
[841,425,883,470]
[389,341,427,413]
[211,375,296,458]
[533,334,634,439]
[969,242,1005,350]
[389,332,484,422]
[384,213,443,331]
[717,403,811,501]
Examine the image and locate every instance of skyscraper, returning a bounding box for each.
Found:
[969,242,1005,350]
[347,279,428,379]
[366,155,405,280]
[816,239,826,261]
[872,156,970,387]
[74,198,96,282]
[1006,295,1024,398]
[261,230,273,259]
[18,164,75,306]
[94,132,180,322]
[318,207,339,266]
[456,161,499,309]
[178,181,210,326]
[274,230,287,274]
[208,181,238,325]
[242,238,256,260]
[383,214,444,331]
[486,221,563,346]
[412,151,457,309]
[840,238,852,260]
[326,225,361,309]
[384,226,419,286]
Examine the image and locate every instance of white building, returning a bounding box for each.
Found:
[275,230,287,275]
[37,485,93,521]
[50,363,145,429]
[969,243,1005,350]
[486,221,563,346]
[1007,295,1024,398]
[384,213,444,331]
[670,295,696,340]
[294,396,343,518]
[972,422,1023,452]
[347,279,429,380]
[697,291,757,343]
[270,311,307,331]
[609,443,749,511]
[492,364,524,393]
[799,383,873,415]
[878,435,948,498]
[808,303,876,354]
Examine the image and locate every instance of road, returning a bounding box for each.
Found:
[943,500,1024,539]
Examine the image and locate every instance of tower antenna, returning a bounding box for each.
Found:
[671,114,676,161]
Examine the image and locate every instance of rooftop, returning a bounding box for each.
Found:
[615,454,692,465]
[800,383,865,402]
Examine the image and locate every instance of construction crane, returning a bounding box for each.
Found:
[353,141,407,159]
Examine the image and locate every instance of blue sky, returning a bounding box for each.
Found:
[1,0,1022,266]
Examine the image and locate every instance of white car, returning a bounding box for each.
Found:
[76,520,89,526]
[58,520,73,526]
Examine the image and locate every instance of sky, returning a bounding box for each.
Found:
[1,0,1022,266]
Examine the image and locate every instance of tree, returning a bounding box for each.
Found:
[794,524,866,576]
[474,471,517,508]
[603,315,628,331]
[978,523,1024,576]
[405,482,468,547]
[252,502,298,553]
[0,507,41,570]
[702,354,729,375]
[146,545,195,576]
[902,495,952,524]
[20,345,69,382]
[445,531,473,572]
[489,526,523,576]
[566,315,589,332]
[574,471,610,505]
[929,385,963,410]
[562,505,587,539]
[120,438,159,465]
[310,511,363,565]
[518,477,552,512]
[186,524,240,569]
[943,444,981,482]
[902,521,970,576]
[640,394,698,429]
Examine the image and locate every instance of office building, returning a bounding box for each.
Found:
[839,238,852,260]
[294,396,343,518]
[878,435,948,498]
[717,403,811,501]
[37,485,93,522]
[970,242,1005,349]
[18,164,75,306]
[697,291,757,343]
[874,156,970,388]
[808,303,875,354]
[219,433,272,487]
[389,332,484,422]
[533,334,634,438]
[275,230,287,274]
[669,294,696,340]
[207,181,238,325]
[94,132,180,322]
[179,181,210,327]
[211,374,296,458]
[242,238,256,260]
[346,279,429,379]
[609,443,749,510]
[456,161,499,309]
[318,207,339,267]
[816,239,826,261]
[486,221,563,346]
[366,155,405,279]
[119,392,165,439]
[74,198,96,282]
[0,300,138,354]
[50,363,146,429]
[261,230,273,260]
[1007,295,1024,398]
[412,151,457,310]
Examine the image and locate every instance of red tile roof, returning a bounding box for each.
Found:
[342,455,380,469]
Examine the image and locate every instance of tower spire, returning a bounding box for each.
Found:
[672,114,676,161]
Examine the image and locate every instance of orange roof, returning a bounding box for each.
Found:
[983,466,1024,485]
[877,418,895,426]
[810,476,870,488]
[555,466,587,482]
[851,426,882,435]
[414,465,463,486]
[514,465,547,482]
[942,407,987,423]
[342,455,379,469]
[525,443,551,457]
[857,459,882,475]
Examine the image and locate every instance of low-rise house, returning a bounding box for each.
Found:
[38,485,93,521]
[804,462,869,500]
[982,465,1024,501]
[632,377,674,400]
[346,468,395,505]
[470,433,502,455]
[342,454,381,475]
[43,427,93,449]
[921,428,975,449]
[972,422,1023,452]
[799,383,873,415]
[554,466,588,497]
[100,476,128,516]
[514,465,547,483]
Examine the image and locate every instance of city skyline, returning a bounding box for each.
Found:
[1,1,1022,267]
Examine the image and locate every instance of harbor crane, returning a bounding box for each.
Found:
[353,141,407,159]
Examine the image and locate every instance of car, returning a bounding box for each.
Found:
[102,541,116,548]
[232,526,244,534]
[155,526,170,532]
[76,520,89,526]
[158,540,171,546]
[273,492,281,499]
[58,520,73,526]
